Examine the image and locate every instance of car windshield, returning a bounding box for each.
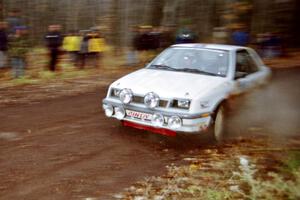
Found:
[147,47,229,77]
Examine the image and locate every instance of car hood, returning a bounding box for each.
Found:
[111,69,227,99]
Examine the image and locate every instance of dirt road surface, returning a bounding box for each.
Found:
[0,68,299,200]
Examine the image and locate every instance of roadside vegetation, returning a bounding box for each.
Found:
[113,138,300,200]
[0,47,138,88]
[1,48,300,89]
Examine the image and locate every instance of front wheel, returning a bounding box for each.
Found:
[212,105,227,142]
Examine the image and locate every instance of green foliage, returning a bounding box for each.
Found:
[38,71,57,80]
[11,76,39,85]
[119,152,300,200]
[262,171,300,200]
[206,188,232,200]
[232,156,300,200]
[59,70,89,79]
[283,152,300,172]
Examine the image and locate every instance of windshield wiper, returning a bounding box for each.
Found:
[149,65,224,77]
[177,68,221,77]
[149,64,177,71]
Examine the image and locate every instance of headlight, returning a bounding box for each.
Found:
[177,99,190,108]
[103,104,114,117]
[144,92,160,108]
[119,88,133,104]
[151,113,164,127]
[114,106,126,120]
[168,116,182,129]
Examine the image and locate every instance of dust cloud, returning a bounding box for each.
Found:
[227,68,300,140]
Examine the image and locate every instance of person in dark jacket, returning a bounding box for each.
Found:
[8,26,29,78]
[5,9,25,36]
[45,25,63,71]
[0,22,8,68]
[135,26,154,51]
[79,31,90,69]
[159,26,175,49]
[127,25,139,65]
[175,27,197,44]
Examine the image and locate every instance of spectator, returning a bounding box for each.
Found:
[45,25,63,71]
[8,26,29,78]
[62,32,72,52]
[127,25,139,65]
[0,22,8,69]
[175,27,197,44]
[88,31,106,68]
[79,31,90,69]
[231,25,249,46]
[259,32,283,58]
[135,26,153,51]
[148,27,161,50]
[134,26,157,63]
[6,9,25,36]
[159,26,175,49]
[62,31,82,66]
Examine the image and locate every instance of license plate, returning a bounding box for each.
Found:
[126,110,152,121]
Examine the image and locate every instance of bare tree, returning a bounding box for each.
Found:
[1,0,299,47]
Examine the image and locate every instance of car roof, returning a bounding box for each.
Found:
[171,43,246,51]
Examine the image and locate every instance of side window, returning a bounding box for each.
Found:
[236,50,258,74]
[247,52,259,73]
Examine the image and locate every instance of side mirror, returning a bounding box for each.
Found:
[234,71,247,80]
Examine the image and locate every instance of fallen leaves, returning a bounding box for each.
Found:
[112,137,300,200]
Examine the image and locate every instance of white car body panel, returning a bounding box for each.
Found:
[102,44,271,134]
[111,69,228,99]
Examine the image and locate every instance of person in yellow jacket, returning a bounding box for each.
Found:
[62,31,82,66]
[88,32,106,68]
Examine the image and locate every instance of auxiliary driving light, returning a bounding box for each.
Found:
[103,104,114,117]
[151,113,164,127]
[144,92,160,108]
[168,116,182,129]
[114,106,126,120]
[119,88,133,104]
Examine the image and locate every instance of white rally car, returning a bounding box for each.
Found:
[102,44,271,141]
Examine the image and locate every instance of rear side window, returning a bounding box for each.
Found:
[236,50,258,74]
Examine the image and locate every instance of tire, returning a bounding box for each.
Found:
[212,104,227,143]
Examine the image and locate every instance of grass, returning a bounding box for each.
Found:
[38,71,57,80]
[202,188,233,200]
[114,140,300,200]
[0,46,130,88]
[11,76,40,85]
[3,69,93,87]
[59,70,90,79]
[284,152,300,172]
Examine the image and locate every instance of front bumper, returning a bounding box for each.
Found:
[102,98,212,134]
